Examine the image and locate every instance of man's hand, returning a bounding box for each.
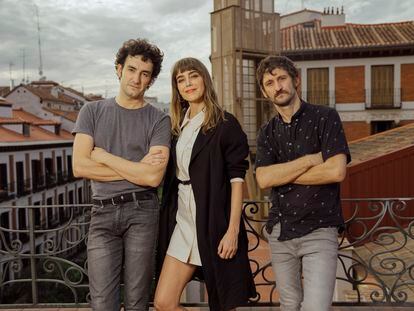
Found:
[141,149,167,166]
[256,152,324,189]
[307,152,323,167]
[91,147,111,164]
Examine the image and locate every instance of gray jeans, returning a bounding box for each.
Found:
[87,194,159,311]
[267,223,338,311]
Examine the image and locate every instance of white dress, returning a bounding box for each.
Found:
[166,109,204,266]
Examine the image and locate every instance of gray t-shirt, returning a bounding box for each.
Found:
[72,97,171,199]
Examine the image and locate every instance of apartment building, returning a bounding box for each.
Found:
[211,3,414,146]
[281,8,414,141]
[0,97,89,245]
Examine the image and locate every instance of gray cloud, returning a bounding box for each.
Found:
[0,0,412,102]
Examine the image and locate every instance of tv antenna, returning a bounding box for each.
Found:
[34,4,45,80]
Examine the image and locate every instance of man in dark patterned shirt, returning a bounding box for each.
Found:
[255,56,351,311]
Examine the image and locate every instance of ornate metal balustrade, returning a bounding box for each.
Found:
[0,198,413,308]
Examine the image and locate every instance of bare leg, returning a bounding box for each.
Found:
[154,255,197,311]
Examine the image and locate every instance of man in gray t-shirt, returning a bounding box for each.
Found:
[72,39,170,311]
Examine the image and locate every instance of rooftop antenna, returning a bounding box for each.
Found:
[9,62,15,90]
[21,48,26,84]
[34,4,45,80]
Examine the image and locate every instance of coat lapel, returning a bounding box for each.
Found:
[190,128,215,165]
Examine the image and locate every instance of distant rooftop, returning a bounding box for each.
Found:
[349,123,414,166]
[0,108,73,144]
[280,8,414,53]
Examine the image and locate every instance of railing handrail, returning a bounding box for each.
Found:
[1,198,414,307]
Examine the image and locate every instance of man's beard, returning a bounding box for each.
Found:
[272,91,295,107]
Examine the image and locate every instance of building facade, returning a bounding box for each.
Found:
[281,9,414,142]
[211,0,281,148]
[0,97,90,248]
[211,4,414,145]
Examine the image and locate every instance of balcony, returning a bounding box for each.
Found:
[45,174,57,189]
[16,178,32,197]
[366,88,401,109]
[1,198,413,308]
[57,171,69,185]
[32,175,46,192]
[0,182,16,202]
[302,90,335,107]
[0,175,79,203]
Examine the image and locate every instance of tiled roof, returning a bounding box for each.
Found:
[43,107,79,122]
[0,109,73,143]
[13,108,61,125]
[30,80,59,86]
[281,20,414,52]
[349,123,414,166]
[0,86,10,97]
[0,97,12,106]
[0,117,25,124]
[24,86,79,105]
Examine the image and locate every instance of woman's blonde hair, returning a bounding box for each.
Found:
[170,57,225,136]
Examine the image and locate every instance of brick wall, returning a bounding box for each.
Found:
[342,121,370,142]
[335,66,365,103]
[401,63,414,101]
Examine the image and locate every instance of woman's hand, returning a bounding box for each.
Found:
[217,228,239,259]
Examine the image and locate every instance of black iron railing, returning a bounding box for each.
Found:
[0,198,413,308]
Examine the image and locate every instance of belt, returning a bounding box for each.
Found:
[178,179,191,185]
[92,190,156,206]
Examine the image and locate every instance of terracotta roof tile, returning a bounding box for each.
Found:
[0,97,12,106]
[349,123,414,166]
[0,117,25,124]
[43,107,79,122]
[281,20,414,51]
[0,87,11,97]
[13,108,60,125]
[0,108,73,143]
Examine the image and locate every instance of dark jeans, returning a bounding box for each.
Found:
[87,193,159,311]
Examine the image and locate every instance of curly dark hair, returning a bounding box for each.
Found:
[256,55,299,89]
[115,38,164,86]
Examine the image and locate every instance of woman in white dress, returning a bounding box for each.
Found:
[154,58,255,311]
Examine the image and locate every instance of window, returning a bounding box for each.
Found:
[371,65,394,108]
[371,121,396,134]
[307,68,329,106]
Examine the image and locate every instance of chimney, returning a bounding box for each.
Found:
[321,6,345,27]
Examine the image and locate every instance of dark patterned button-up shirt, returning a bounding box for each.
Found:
[255,101,351,241]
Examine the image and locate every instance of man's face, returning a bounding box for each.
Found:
[261,67,299,108]
[117,55,153,100]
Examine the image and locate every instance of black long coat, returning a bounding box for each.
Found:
[157,112,256,311]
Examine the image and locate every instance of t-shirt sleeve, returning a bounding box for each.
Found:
[319,109,351,164]
[71,103,94,137]
[255,126,277,169]
[149,114,171,148]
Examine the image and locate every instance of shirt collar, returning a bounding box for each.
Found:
[180,107,205,130]
[275,100,308,124]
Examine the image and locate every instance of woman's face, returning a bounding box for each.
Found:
[176,69,205,104]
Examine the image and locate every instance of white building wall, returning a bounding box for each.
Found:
[295,55,414,122]
[281,10,322,28]
[0,105,12,118]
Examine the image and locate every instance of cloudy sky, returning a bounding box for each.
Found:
[0,0,412,103]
